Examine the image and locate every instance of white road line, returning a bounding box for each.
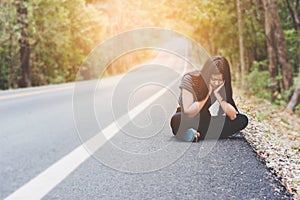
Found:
[4,78,180,200]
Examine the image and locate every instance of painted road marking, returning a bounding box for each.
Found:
[4,78,180,200]
[0,86,73,101]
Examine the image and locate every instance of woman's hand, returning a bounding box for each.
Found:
[211,81,238,120]
[213,82,225,95]
[212,82,224,103]
[208,84,213,95]
[221,101,238,120]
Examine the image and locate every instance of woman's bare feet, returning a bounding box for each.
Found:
[193,131,200,142]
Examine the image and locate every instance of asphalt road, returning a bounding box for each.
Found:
[0,64,293,200]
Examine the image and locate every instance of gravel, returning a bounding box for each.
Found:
[234,89,300,200]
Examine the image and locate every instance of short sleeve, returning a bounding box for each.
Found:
[179,74,195,95]
[178,74,196,111]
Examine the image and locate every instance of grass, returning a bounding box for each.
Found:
[257,110,272,122]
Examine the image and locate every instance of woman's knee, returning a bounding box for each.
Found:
[237,114,248,130]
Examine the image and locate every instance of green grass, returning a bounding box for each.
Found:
[257,110,272,122]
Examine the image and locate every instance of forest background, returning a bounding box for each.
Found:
[0,0,299,112]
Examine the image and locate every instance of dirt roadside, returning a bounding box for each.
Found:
[234,88,300,199]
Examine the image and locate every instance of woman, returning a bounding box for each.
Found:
[170,55,248,142]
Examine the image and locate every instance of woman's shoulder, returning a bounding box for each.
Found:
[183,70,201,78]
[181,70,201,82]
[180,70,205,94]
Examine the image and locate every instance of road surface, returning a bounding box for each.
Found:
[0,64,292,199]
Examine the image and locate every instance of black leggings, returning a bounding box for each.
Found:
[170,112,248,140]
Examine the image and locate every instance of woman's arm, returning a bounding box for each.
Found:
[213,84,238,120]
[182,88,210,118]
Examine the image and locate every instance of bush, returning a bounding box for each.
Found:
[246,60,271,100]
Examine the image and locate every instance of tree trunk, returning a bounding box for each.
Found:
[8,25,17,88]
[263,0,279,101]
[285,73,300,112]
[272,0,293,91]
[250,0,259,60]
[16,0,31,87]
[229,56,239,83]
[237,0,246,87]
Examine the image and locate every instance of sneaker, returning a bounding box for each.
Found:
[184,128,199,142]
[229,131,244,139]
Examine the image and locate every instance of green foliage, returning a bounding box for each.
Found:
[0,0,106,89]
[243,0,266,61]
[246,60,272,100]
[296,104,300,112]
[0,0,298,107]
[29,0,106,83]
[0,1,20,89]
[257,110,271,122]
[278,0,299,72]
[284,29,299,69]
[246,62,298,107]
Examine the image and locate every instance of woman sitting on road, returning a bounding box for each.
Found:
[170,55,248,142]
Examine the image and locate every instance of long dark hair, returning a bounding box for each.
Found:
[187,55,237,109]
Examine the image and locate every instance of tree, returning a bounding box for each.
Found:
[0,0,19,89]
[284,0,300,69]
[285,73,300,112]
[263,0,279,101]
[284,0,300,40]
[284,0,300,111]
[272,0,293,91]
[237,0,246,87]
[16,0,31,87]
[263,0,294,101]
